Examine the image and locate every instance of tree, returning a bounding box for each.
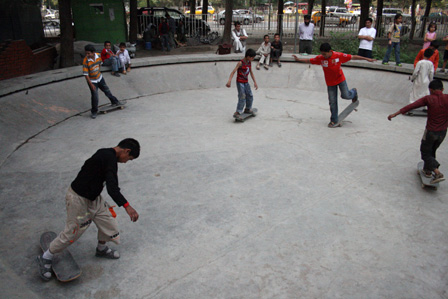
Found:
[307,0,315,16]
[410,0,417,39]
[319,0,326,36]
[375,0,384,37]
[359,0,370,31]
[222,0,233,43]
[277,0,284,36]
[129,0,138,44]
[420,0,432,38]
[202,0,209,22]
[59,0,74,67]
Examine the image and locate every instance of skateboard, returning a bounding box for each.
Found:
[235,108,257,122]
[417,161,439,190]
[99,100,127,114]
[406,109,427,117]
[39,231,81,282]
[336,100,359,126]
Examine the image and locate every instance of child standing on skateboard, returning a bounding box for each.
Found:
[388,79,448,184]
[293,43,375,128]
[226,49,259,120]
[84,44,122,119]
[37,138,140,281]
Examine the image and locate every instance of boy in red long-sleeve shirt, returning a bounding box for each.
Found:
[388,79,448,183]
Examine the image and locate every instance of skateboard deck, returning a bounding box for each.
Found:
[336,100,359,126]
[99,100,127,114]
[235,108,257,122]
[40,231,81,282]
[406,109,427,117]
[417,161,439,190]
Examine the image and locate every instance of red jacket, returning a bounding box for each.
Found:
[414,48,439,72]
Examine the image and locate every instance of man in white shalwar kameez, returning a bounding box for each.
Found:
[231,22,248,53]
[410,48,435,104]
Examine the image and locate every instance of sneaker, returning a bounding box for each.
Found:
[328,122,341,128]
[91,113,97,119]
[256,65,260,70]
[269,63,273,67]
[233,112,242,120]
[422,169,432,178]
[36,255,52,281]
[397,63,402,67]
[431,173,445,184]
[244,108,254,115]
[382,62,389,65]
[95,246,120,259]
[112,72,120,77]
[264,64,269,70]
[111,101,123,107]
[352,88,358,103]
[438,69,445,73]
[278,62,282,67]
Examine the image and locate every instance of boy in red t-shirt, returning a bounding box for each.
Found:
[226,49,258,120]
[293,43,375,128]
[101,41,122,77]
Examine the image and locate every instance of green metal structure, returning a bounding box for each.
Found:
[72,0,127,44]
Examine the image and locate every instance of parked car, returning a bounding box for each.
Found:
[43,19,60,37]
[428,12,448,24]
[375,8,411,24]
[214,10,253,25]
[185,6,215,15]
[235,9,265,23]
[312,11,351,27]
[326,7,357,24]
[137,7,210,36]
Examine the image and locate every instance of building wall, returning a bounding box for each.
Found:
[72,0,127,44]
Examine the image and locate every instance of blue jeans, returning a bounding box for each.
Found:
[327,80,357,123]
[236,82,253,113]
[382,42,401,64]
[161,35,171,51]
[90,78,119,114]
[102,57,121,72]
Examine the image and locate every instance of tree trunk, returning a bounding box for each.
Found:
[375,0,383,37]
[359,0,370,31]
[277,0,284,35]
[202,0,208,22]
[307,0,314,16]
[319,0,326,36]
[420,0,432,38]
[129,0,137,44]
[222,0,233,44]
[410,0,417,40]
[59,0,74,68]
[189,0,196,18]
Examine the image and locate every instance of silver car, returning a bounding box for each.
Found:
[235,9,265,23]
[215,10,253,25]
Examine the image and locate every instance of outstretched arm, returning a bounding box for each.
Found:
[388,111,401,121]
[351,55,376,63]
[292,55,311,63]
[226,62,242,88]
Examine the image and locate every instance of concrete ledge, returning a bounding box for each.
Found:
[2,53,447,98]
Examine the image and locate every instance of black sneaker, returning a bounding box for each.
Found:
[111,101,123,107]
[233,112,242,120]
[95,247,120,259]
[36,255,52,281]
[112,72,120,77]
[352,88,358,103]
[91,113,97,119]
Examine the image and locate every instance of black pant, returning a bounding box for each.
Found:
[420,129,447,171]
[90,78,119,114]
[299,40,313,54]
[357,48,373,58]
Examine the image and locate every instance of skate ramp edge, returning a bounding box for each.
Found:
[0,53,444,167]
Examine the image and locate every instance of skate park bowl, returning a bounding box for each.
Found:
[1,54,448,298]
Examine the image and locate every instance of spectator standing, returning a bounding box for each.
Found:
[166,13,177,48]
[158,17,171,52]
[299,15,314,55]
[357,18,376,58]
[101,41,122,77]
[382,14,403,66]
[231,21,248,53]
[441,34,448,73]
[423,23,437,49]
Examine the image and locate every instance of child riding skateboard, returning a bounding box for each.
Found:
[226,49,259,120]
[293,43,375,128]
[388,79,448,184]
[36,138,141,281]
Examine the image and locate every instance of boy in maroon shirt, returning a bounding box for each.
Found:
[293,43,375,127]
[388,79,448,183]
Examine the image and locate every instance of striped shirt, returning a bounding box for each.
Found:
[82,53,102,83]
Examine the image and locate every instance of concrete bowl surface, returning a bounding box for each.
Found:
[0,54,447,298]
